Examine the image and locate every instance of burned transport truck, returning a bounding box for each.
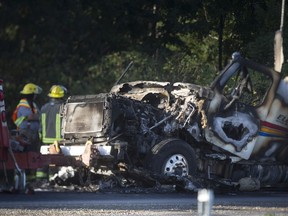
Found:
[54,53,288,190]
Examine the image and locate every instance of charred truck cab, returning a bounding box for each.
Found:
[50,53,288,190]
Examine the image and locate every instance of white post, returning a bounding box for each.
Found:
[274,0,285,72]
[197,189,214,216]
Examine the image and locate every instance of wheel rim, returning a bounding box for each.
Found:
[163,154,189,176]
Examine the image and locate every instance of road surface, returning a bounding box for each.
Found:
[0,190,287,216]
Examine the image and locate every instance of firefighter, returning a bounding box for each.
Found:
[12,83,42,185]
[12,83,42,152]
[40,85,67,145]
[38,85,67,181]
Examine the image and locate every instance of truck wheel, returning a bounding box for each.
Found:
[147,139,196,177]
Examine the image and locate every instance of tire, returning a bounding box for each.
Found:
[147,138,197,177]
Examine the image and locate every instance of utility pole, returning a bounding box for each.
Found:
[274,0,285,72]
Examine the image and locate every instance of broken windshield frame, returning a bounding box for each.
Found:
[219,62,241,88]
[211,57,275,107]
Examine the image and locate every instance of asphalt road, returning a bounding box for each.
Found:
[0,190,287,216]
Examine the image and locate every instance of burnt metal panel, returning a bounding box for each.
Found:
[65,102,104,133]
[62,94,111,140]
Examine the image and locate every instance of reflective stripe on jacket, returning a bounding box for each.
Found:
[40,99,63,144]
[14,99,38,128]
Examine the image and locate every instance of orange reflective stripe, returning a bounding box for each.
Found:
[16,99,38,113]
[18,99,31,108]
[12,99,38,126]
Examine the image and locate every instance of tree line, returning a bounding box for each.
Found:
[0,0,287,128]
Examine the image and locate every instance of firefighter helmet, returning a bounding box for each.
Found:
[20,83,42,95]
[48,85,65,98]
